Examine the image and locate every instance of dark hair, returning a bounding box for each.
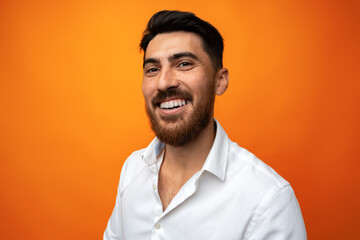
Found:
[140,10,224,70]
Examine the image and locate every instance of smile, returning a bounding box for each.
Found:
[159,98,189,110]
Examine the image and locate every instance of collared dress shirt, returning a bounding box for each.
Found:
[104,120,307,240]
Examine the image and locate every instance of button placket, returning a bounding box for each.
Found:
[152,173,163,217]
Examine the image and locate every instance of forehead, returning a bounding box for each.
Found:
[145,31,207,60]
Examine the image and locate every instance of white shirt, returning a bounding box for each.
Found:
[104,120,307,240]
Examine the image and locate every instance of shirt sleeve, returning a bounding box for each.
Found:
[246,185,307,240]
[103,161,129,240]
[103,189,123,240]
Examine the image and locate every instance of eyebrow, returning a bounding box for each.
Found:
[168,52,199,62]
[143,58,160,68]
[143,52,200,68]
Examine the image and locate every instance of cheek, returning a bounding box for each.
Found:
[181,72,206,88]
[142,80,151,98]
[142,80,156,105]
[191,75,213,94]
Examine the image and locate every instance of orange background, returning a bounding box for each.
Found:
[1,0,359,239]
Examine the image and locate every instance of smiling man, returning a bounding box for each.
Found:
[104,10,306,240]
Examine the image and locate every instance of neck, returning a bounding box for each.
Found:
[163,119,216,176]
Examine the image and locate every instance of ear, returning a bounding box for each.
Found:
[215,68,229,96]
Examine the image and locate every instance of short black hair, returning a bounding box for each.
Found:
[140,10,224,70]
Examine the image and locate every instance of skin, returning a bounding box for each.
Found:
[142,31,229,210]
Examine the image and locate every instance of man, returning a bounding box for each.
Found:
[104,10,306,240]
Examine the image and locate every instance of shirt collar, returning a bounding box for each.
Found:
[142,119,229,181]
[201,119,228,181]
[142,137,164,167]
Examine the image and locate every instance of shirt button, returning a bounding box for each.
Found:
[155,223,161,229]
[152,184,156,190]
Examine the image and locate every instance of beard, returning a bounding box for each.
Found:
[145,82,215,146]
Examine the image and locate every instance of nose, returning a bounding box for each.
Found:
[156,67,179,92]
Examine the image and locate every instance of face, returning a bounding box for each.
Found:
[142,31,217,146]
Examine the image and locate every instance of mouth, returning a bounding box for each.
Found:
[159,98,190,110]
[155,98,191,116]
[150,89,193,117]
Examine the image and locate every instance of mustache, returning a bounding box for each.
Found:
[151,88,193,106]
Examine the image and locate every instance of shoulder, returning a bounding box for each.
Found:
[226,140,306,237]
[122,148,146,173]
[226,139,290,198]
[118,148,147,194]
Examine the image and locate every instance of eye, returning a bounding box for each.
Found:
[147,68,158,73]
[179,62,191,67]
[177,61,194,70]
[145,67,159,77]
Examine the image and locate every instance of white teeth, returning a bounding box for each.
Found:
[160,99,187,109]
[175,100,180,107]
